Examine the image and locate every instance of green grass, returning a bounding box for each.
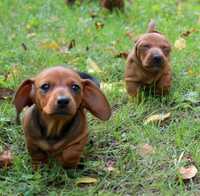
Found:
[0,0,200,195]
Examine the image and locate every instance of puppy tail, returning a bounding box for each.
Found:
[147,19,156,33]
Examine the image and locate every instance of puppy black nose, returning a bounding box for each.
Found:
[153,55,162,64]
[57,96,70,106]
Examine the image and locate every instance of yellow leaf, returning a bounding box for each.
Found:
[144,112,171,125]
[87,58,102,73]
[174,38,186,50]
[76,177,97,186]
[137,144,155,157]
[178,165,197,180]
[40,41,60,50]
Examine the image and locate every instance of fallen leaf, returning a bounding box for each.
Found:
[89,11,98,19]
[21,43,28,51]
[137,144,155,157]
[174,38,186,50]
[0,150,12,168]
[181,28,198,37]
[40,41,60,50]
[60,39,75,54]
[106,160,115,172]
[87,58,102,73]
[178,165,197,180]
[76,177,97,186]
[95,22,104,30]
[68,39,76,50]
[114,52,129,59]
[0,87,14,100]
[144,112,171,125]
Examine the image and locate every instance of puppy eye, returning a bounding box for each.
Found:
[40,83,50,92]
[71,84,80,93]
[162,47,170,54]
[141,44,150,49]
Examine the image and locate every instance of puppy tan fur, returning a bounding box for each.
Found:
[13,67,111,169]
[125,20,172,96]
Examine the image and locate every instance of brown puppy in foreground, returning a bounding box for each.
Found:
[13,67,111,169]
[125,21,172,97]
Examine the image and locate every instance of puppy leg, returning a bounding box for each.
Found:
[27,144,48,169]
[125,81,141,97]
[57,146,82,168]
[56,138,87,168]
[156,72,171,96]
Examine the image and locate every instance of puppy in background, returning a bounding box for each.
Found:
[13,67,111,169]
[65,0,125,11]
[125,20,172,97]
[100,0,124,11]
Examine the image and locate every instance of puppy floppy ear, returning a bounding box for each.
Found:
[13,79,34,123]
[82,79,111,121]
[132,38,141,64]
[77,71,100,88]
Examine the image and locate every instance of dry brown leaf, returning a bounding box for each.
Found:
[95,22,104,30]
[68,39,76,50]
[174,38,186,50]
[21,43,28,51]
[144,112,171,125]
[106,160,116,172]
[87,58,102,73]
[137,144,155,157]
[178,165,197,180]
[0,150,12,168]
[114,52,129,59]
[89,11,98,19]
[0,88,14,100]
[181,28,198,37]
[76,177,97,186]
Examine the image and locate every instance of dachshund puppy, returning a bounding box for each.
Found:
[13,67,111,169]
[65,0,124,11]
[125,20,172,96]
[100,0,124,11]
[65,0,75,4]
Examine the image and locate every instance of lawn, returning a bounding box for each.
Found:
[0,0,200,195]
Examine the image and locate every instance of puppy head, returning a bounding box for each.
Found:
[13,67,111,122]
[135,21,171,73]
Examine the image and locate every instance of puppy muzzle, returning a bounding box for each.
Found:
[145,49,165,72]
